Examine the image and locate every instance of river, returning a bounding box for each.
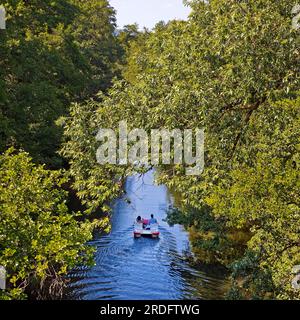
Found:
[67,170,228,300]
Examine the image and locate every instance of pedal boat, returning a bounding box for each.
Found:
[134,222,160,238]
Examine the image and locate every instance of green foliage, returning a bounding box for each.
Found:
[58,96,130,214]
[115,23,142,78]
[227,251,276,300]
[0,148,98,299]
[205,96,300,299]
[1,0,299,300]
[64,0,299,299]
[0,0,128,300]
[0,0,120,167]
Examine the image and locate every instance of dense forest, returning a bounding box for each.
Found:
[0,0,299,300]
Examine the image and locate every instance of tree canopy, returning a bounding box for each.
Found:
[0,0,120,167]
[1,0,299,300]
[61,0,299,299]
[0,148,104,299]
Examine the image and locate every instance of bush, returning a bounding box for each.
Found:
[0,148,99,299]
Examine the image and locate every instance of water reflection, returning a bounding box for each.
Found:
[68,171,227,300]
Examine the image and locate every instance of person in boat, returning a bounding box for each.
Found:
[149,214,158,225]
[142,218,150,229]
[136,216,143,224]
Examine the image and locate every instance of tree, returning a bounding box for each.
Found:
[63,0,299,299]
[0,148,103,300]
[0,0,120,167]
[59,96,129,214]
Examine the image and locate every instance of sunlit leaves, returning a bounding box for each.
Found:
[0,149,96,299]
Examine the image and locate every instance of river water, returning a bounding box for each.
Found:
[67,171,227,300]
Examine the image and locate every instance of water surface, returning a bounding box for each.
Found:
[68,171,227,300]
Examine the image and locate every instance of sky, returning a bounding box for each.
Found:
[109,0,191,30]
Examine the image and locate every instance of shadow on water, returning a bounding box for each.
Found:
[67,170,228,300]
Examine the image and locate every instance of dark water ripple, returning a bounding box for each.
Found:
[67,171,228,300]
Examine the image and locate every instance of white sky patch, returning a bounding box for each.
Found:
[110,0,190,29]
[164,2,174,8]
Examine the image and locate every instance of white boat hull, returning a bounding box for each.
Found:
[134,223,160,238]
